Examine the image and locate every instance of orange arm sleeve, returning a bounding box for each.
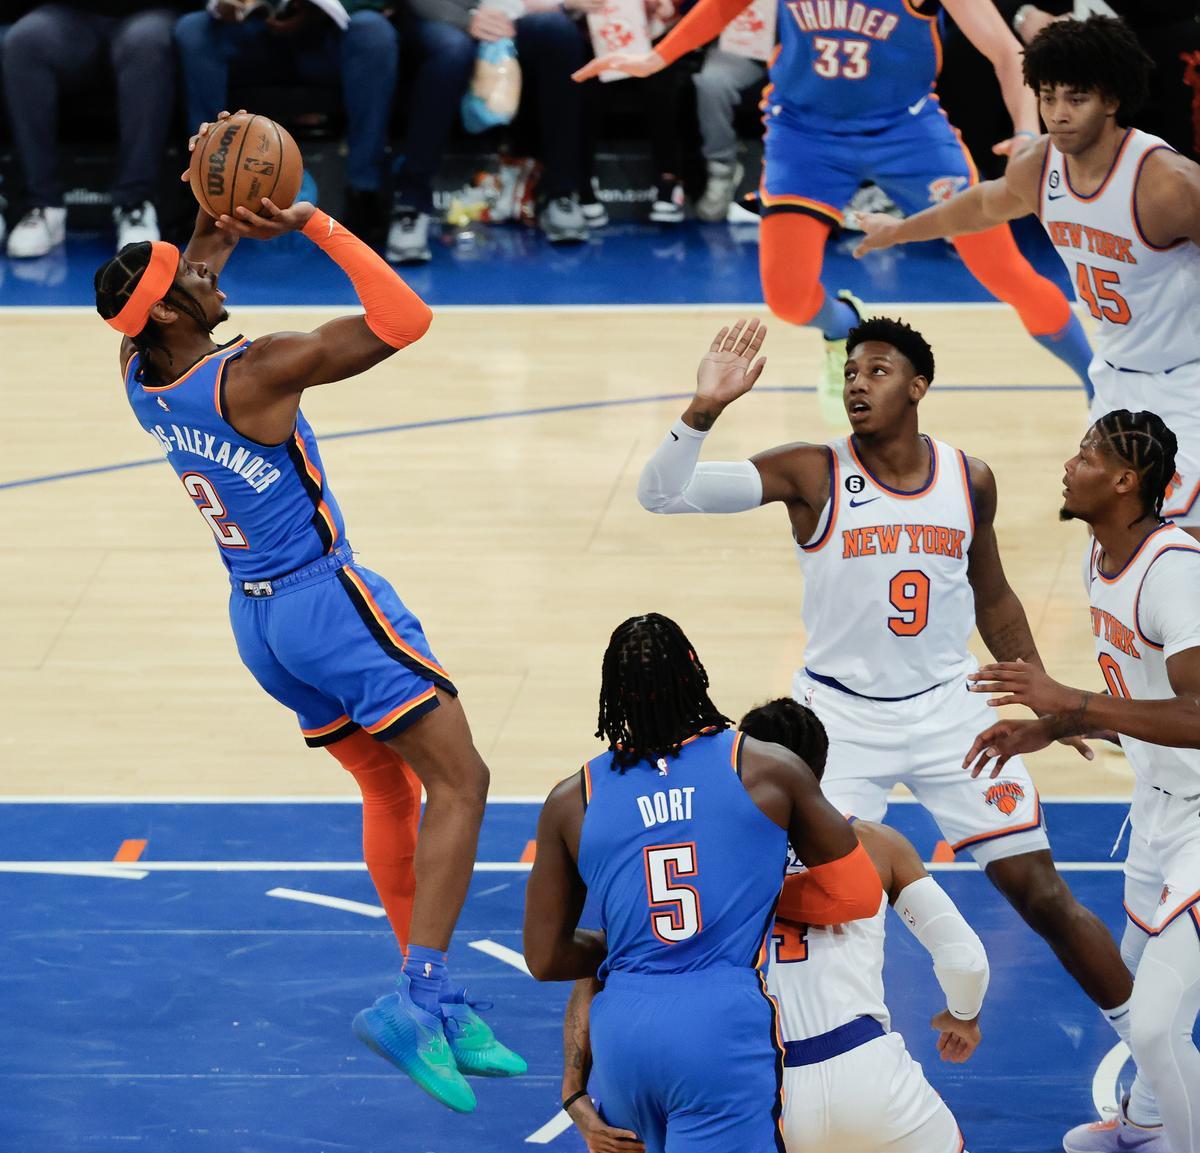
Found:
[776,842,883,926]
[653,0,756,65]
[302,208,432,349]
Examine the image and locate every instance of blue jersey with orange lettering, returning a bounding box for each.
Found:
[771,0,942,129]
[577,728,788,980]
[124,338,347,582]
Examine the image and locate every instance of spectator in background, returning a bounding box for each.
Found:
[174,1,400,243]
[3,0,182,258]
[388,0,589,262]
[692,45,763,221]
[0,2,33,248]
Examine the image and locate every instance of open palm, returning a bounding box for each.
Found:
[695,318,768,407]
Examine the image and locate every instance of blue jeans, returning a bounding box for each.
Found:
[173,10,399,192]
[395,12,586,211]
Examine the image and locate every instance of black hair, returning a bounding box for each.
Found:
[93,243,207,379]
[1094,409,1179,522]
[1022,15,1153,123]
[846,316,935,384]
[738,698,829,781]
[596,613,730,770]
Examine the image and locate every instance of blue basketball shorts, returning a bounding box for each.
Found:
[760,97,976,227]
[227,543,457,747]
[588,969,785,1153]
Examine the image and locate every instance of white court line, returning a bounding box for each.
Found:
[525,1110,575,1145]
[1092,1040,1130,1119]
[0,793,1132,804]
[469,938,533,976]
[0,862,148,880]
[266,887,386,918]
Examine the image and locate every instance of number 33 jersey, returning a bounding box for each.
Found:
[796,435,977,699]
[124,339,348,581]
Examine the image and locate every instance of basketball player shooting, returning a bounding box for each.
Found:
[966,411,1200,1153]
[91,111,524,1114]
[857,16,1200,536]
[636,316,1140,1109]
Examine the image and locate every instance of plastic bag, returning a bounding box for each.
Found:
[462,37,523,133]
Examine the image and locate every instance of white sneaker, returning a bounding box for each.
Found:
[114,201,159,250]
[581,199,609,229]
[7,206,66,259]
[649,181,685,224]
[1063,1097,1169,1153]
[386,210,432,264]
[696,160,743,223]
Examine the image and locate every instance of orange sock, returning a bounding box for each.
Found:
[760,213,833,327]
[952,225,1071,337]
[327,729,422,953]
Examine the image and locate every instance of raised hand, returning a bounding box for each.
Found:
[214,197,317,241]
[572,51,666,83]
[931,1009,981,1063]
[180,108,248,183]
[694,318,768,410]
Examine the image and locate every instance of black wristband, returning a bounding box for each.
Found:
[562,1090,589,1113]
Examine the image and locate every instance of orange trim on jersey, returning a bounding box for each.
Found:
[302,714,354,739]
[1131,145,1187,252]
[957,451,976,535]
[1037,139,1052,219]
[292,431,340,548]
[211,343,246,417]
[582,762,593,805]
[364,687,438,735]
[341,567,451,680]
[730,730,745,774]
[1133,544,1200,649]
[758,188,843,224]
[932,95,978,184]
[1094,523,1175,584]
[950,791,1042,853]
[901,0,936,18]
[1163,478,1200,521]
[800,448,840,552]
[140,337,250,393]
[1064,129,1134,203]
[847,435,939,500]
[754,967,788,1145]
[1125,890,1200,936]
[929,14,942,76]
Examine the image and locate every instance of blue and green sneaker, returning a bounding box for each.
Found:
[440,989,528,1078]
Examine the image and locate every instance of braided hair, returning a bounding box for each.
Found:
[596,613,730,770]
[1094,409,1179,522]
[94,243,208,380]
[738,697,829,781]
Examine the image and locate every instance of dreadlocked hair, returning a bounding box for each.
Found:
[94,243,206,382]
[846,316,935,383]
[1095,409,1178,522]
[1022,15,1152,123]
[596,613,730,770]
[738,697,829,781]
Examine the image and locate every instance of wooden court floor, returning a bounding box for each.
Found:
[0,304,1130,799]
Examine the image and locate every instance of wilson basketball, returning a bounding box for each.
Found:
[188,112,304,220]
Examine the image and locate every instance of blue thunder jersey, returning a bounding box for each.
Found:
[577,728,789,980]
[770,0,942,129]
[124,338,347,582]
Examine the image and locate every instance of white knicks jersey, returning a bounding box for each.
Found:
[1087,522,1200,795]
[1039,129,1200,373]
[796,435,976,698]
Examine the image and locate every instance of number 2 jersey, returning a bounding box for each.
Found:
[124,338,348,582]
[1039,129,1200,374]
[576,728,788,980]
[796,435,977,699]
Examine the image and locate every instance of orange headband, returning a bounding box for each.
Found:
[105,241,181,337]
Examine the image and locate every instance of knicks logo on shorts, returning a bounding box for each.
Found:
[985,781,1025,816]
[928,176,968,204]
[1160,884,1172,906]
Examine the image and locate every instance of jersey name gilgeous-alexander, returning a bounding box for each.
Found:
[576,728,788,981]
[772,0,942,129]
[797,435,977,699]
[124,338,348,582]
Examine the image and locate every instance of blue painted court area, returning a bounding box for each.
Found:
[0,798,1150,1153]
[0,218,1069,308]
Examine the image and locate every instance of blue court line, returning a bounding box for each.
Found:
[1,383,1081,494]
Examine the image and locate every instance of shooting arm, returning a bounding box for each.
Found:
[943,0,1038,136]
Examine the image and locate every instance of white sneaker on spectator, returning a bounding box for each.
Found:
[842,182,902,231]
[581,200,608,229]
[386,210,432,265]
[696,160,743,223]
[7,206,66,259]
[650,181,685,224]
[538,195,587,244]
[114,202,159,250]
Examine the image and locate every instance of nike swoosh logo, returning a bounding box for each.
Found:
[849,496,880,508]
[907,96,928,116]
[670,431,679,441]
[1047,192,1066,201]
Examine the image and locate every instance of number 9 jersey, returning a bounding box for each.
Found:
[125,338,348,581]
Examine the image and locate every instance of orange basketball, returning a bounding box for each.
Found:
[188,112,304,220]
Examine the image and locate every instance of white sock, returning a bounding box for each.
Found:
[1102,1001,1161,1127]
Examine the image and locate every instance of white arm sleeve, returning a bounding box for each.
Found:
[637,419,764,514]
[894,876,989,1020]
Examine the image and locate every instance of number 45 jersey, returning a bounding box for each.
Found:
[125,339,348,581]
[576,728,789,980]
[796,435,977,700]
